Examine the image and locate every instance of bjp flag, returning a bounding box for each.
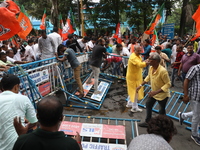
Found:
[62,18,75,40]
[17,6,32,40]
[6,0,20,14]
[0,7,22,41]
[191,5,200,41]
[40,9,46,30]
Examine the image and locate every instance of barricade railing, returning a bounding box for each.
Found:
[100,54,129,80]
[138,84,193,128]
[60,114,140,148]
[7,53,92,108]
[63,74,113,109]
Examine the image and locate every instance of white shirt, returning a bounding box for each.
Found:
[77,39,86,52]
[14,49,21,61]
[87,40,95,50]
[38,36,55,60]
[6,56,16,64]
[171,44,177,63]
[48,32,62,52]
[121,47,130,67]
[33,43,41,59]
[0,91,37,150]
[25,45,35,61]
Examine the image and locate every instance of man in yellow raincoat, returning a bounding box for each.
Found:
[126,45,148,112]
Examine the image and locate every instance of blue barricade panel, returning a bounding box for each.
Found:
[61,114,140,148]
[64,74,113,109]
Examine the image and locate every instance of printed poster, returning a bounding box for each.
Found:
[102,125,125,139]
[59,121,126,139]
[59,121,82,135]
[80,123,103,137]
[38,82,51,96]
[91,81,109,101]
[81,142,127,150]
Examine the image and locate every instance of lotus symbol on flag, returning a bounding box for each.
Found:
[20,18,28,31]
[0,25,10,36]
[62,23,70,34]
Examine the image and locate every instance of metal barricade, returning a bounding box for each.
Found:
[7,53,92,108]
[137,84,194,130]
[100,54,129,80]
[62,114,140,148]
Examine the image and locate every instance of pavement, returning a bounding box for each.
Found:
[59,74,200,150]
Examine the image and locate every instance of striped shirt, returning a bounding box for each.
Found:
[186,64,200,101]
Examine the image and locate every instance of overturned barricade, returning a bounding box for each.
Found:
[59,114,140,149]
[138,84,193,131]
[8,53,115,110]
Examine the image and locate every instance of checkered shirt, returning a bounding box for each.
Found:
[186,64,200,101]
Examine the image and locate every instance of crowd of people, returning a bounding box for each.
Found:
[1,27,200,149]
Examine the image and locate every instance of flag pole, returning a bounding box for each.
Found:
[80,0,84,37]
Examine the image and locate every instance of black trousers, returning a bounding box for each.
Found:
[145,97,168,123]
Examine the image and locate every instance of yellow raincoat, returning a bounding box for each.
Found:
[126,53,146,102]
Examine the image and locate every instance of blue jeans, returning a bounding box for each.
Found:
[182,72,187,81]
[112,61,122,75]
[143,65,149,78]
[171,68,183,86]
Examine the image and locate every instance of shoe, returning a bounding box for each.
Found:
[131,108,143,112]
[191,135,200,146]
[126,105,131,108]
[139,122,148,128]
[94,91,101,95]
[178,112,184,125]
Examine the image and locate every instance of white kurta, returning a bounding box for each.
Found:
[48,32,62,52]
[25,45,35,61]
[38,36,55,60]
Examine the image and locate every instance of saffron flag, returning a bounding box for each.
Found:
[113,23,122,44]
[6,0,20,14]
[40,9,46,30]
[17,5,32,40]
[145,3,165,35]
[191,5,200,41]
[0,7,22,41]
[10,35,19,48]
[62,11,75,40]
[151,29,159,46]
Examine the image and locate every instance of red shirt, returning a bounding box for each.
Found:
[106,54,122,63]
[173,51,184,69]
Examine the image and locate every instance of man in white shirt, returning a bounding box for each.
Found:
[0,74,37,150]
[6,50,27,64]
[48,27,62,52]
[171,39,181,64]
[86,37,97,51]
[25,39,35,62]
[77,36,90,52]
[38,30,56,60]
[33,38,41,61]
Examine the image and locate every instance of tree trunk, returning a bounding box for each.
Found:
[142,0,147,31]
[179,0,189,37]
[51,0,59,28]
[113,0,120,24]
